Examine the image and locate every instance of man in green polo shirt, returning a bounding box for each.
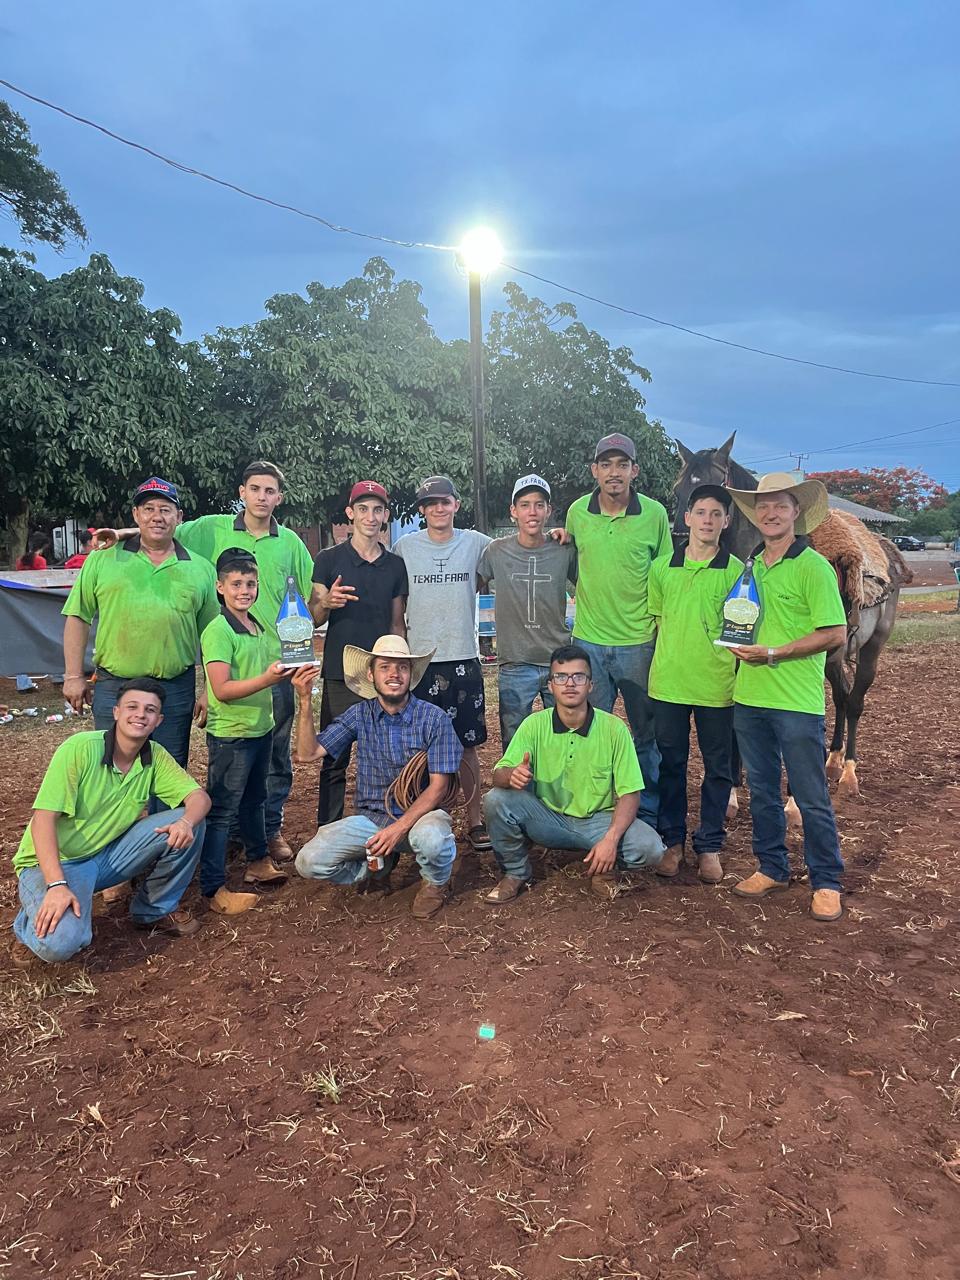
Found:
[482,644,665,904]
[648,484,743,885]
[564,433,672,826]
[11,677,211,968]
[63,477,219,768]
[725,473,848,923]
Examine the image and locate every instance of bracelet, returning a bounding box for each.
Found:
[45,879,68,890]
[767,648,779,667]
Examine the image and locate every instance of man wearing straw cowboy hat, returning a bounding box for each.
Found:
[724,472,848,923]
[291,636,463,918]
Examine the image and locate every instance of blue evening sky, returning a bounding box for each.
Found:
[6,2,960,489]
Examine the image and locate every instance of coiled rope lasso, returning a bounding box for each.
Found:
[384,750,472,815]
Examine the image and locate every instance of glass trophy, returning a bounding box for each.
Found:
[715,557,761,648]
[276,575,314,667]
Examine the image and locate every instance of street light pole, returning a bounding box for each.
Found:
[458,227,502,536]
[468,271,488,534]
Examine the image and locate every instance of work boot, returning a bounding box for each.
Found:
[132,909,200,937]
[208,887,259,915]
[698,853,724,884]
[267,833,295,863]
[482,875,529,906]
[101,880,131,904]
[656,844,684,878]
[732,872,789,899]
[590,872,618,899]
[411,881,449,919]
[243,858,288,885]
[811,889,843,922]
[10,939,37,970]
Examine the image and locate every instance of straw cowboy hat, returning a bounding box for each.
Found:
[726,471,830,535]
[342,635,436,699]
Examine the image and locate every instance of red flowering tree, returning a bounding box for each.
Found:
[806,466,948,513]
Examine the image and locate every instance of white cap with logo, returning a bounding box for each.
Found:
[511,473,551,503]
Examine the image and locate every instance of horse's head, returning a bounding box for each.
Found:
[672,431,737,538]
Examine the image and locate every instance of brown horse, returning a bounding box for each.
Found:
[673,432,911,802]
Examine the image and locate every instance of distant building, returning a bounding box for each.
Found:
[826,495,907,527]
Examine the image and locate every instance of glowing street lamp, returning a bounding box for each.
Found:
[458,227,503,533]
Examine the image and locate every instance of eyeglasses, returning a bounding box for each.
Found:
[549,671,590,686]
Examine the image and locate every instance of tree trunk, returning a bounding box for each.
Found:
[3,494,30,567]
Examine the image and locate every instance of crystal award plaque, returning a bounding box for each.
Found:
[276,575,314,666]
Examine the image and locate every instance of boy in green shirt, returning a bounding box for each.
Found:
[199,549,295,914]
[482,644,664,905]
[648,485,743,884]
[11,678,211,968]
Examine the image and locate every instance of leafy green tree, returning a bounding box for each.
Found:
[0,101,86,249]
[0,253,209,561]
[484,283,677,519]
[202,257,484,527]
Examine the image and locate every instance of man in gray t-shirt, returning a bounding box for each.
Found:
[394,476,492,848]
[478,474,578,747]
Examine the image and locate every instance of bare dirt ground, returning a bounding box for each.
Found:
[1,641,958,1280]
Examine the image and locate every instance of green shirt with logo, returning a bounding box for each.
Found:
[495,705,643,818]
[648,545,744,707]
[177,514,313,662]
[565,489,672,645]
[14,730,200,873]
[201,610,276,739]
[62,537,218,678]
[734,539,846,716]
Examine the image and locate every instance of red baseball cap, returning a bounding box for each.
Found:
[348,480,389,506]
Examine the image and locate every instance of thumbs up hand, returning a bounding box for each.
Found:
[509,751,533,791]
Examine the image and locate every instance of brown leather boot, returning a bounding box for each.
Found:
[208,887,259,915]
[132,909,200,937]
[412,881,449,918]
[732,872,789,899]
[267,833,295,863]
[656,844,684,878]
[483,875,529,905]
[698,853,724,884]
[243,857,288,885]
[811,889,843,922]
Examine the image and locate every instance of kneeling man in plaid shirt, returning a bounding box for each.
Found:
[292,636,462,918]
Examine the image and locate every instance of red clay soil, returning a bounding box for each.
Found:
[0,644,958,1280]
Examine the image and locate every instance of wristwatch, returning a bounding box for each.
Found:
[766,648,779,667]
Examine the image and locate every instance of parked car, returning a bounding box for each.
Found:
[892,535,926,551]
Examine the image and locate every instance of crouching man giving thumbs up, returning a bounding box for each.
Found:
[482,645,665,904]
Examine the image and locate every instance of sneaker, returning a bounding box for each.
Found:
[267,833,295,863]
[732,872,789,899]
[811,888,843,922]
[132,909,200,937]
[208,887,259,915]
[698,853,724,884]
[467,825,493,852]
[656,844,684,878]
[411,881,449,918]
[590,872,618,900]
[482,875,530,906]
[243,857,288,885]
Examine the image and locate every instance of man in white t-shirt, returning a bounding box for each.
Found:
[393,476,492,849]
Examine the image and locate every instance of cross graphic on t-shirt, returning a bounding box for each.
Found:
[511,556,552,624]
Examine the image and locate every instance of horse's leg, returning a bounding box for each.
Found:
[836,602,890,800]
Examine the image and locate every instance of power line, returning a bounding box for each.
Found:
[4,76,960,389]
[742,415,960,465]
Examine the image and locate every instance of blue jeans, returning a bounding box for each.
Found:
[295,812,456,887]
[734,704,844,891]
[483,787,664,881]
[574,639,659,823]
[265,678,295,839]
[200,733,271,895]
[93,666,196,768]
[498,662,554,748]
[13,808,205,963]
[653,699,735,854]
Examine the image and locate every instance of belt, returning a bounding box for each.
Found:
[95,665,193,682]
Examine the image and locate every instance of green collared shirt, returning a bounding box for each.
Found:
[201,608,275,739]
[177,513,314,661]
[494,704,643,817]
[13,729,200,873]
[648,543,744,707]
[734,537,847,715]
[62,536,219,678]
[565,488,672,645]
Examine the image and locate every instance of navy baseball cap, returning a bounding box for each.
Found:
[594,432,637,461]
[415,475,459,504]
[132,477,181,508]
[687,484,732,510]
